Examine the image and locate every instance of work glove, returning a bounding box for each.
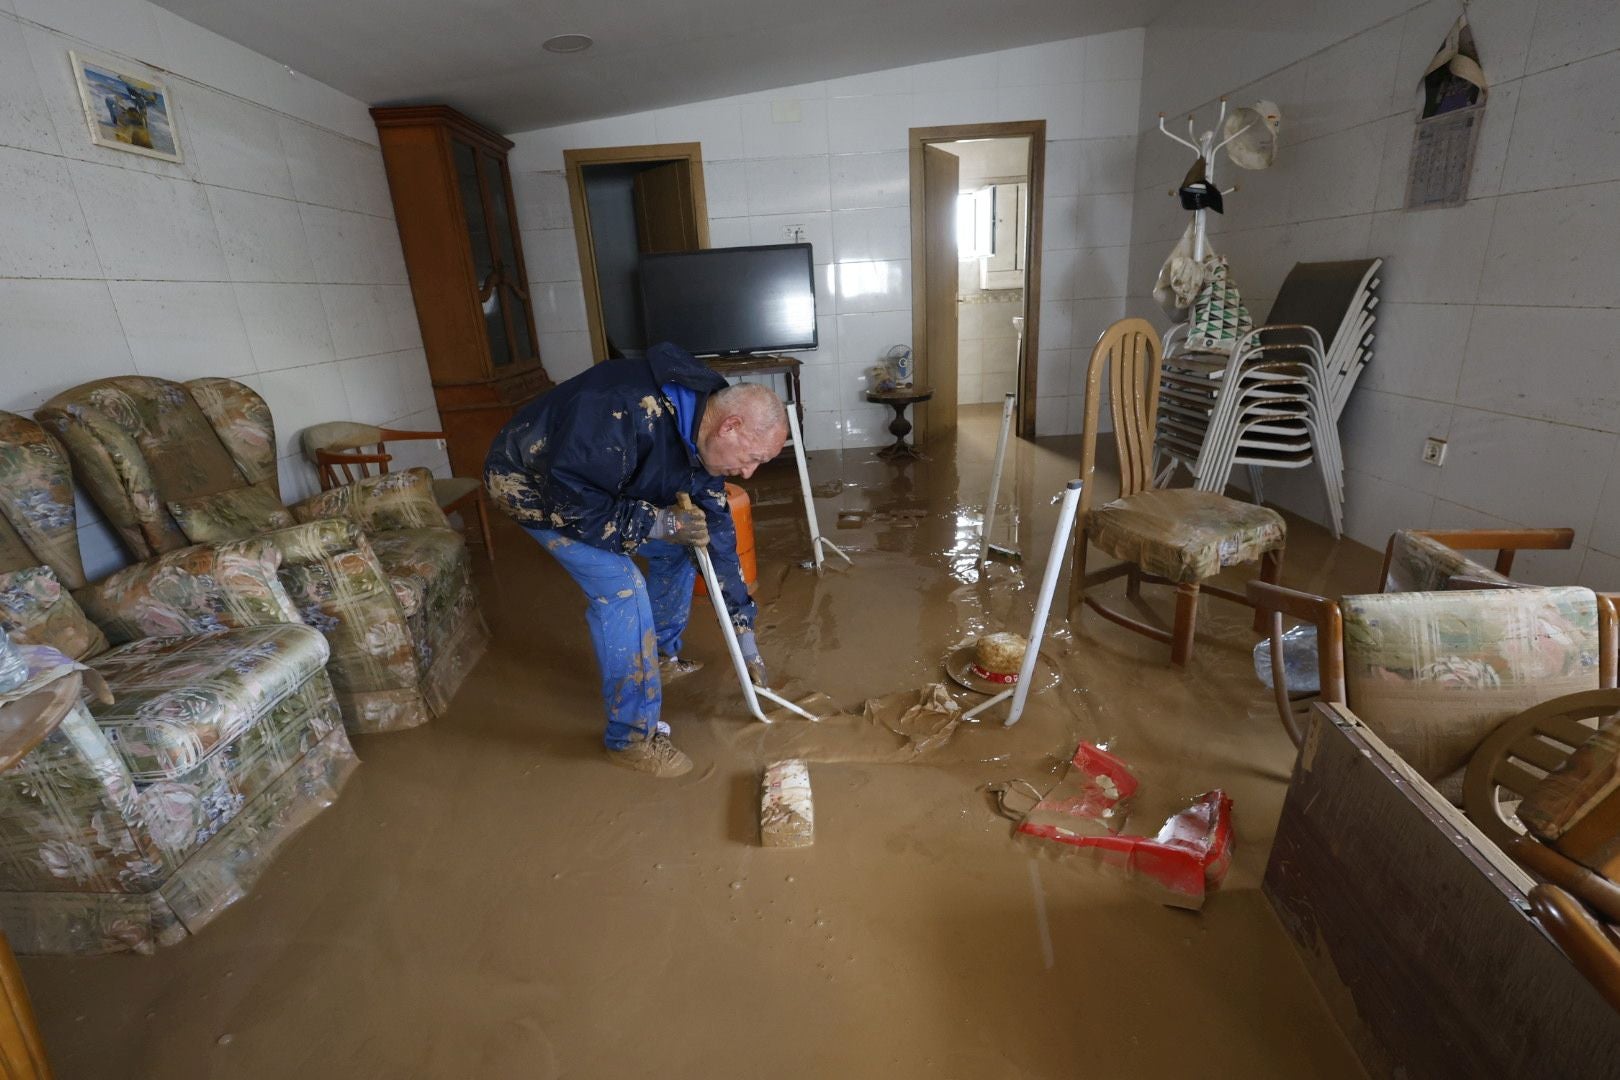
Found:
[738,630,768,687]
[649,504,709,547]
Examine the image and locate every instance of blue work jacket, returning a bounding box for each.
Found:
[484,342,755,629]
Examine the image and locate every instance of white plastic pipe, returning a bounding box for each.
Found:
[785,405,850,573]
[961,478,1083,727]
[692,543,819,724]
[977,392,1016,572]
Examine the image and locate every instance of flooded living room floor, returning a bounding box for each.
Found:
[21,404,1372,1078]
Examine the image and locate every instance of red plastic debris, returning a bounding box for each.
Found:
[1016,743,1234,910]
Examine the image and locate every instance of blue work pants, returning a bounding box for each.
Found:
[523,527,696,748]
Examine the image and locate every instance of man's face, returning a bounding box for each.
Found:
[698,415,786,479]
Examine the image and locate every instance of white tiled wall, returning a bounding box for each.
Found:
[0,0,441,580]
[1128,0,1620,589]
[508,32,1144,450]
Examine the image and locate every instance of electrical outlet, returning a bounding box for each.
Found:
[435,438,447,453]
[782,224,806,243]
[1422,437,1447,466]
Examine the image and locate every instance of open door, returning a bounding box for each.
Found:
[918,143,960,443]
[564,143,711,361]
[634,161,700,253]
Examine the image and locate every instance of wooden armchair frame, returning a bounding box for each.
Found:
[1248,527,1611,746]
[1377,527,1577,586]
[1068,318,1283,666]
[1471,689,1620,1013]
[314,427,493,557]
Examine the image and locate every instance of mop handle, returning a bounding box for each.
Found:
[675,494,817,723]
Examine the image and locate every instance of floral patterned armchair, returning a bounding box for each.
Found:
[36,376,488,733]
[1249,527,1617,806]
[0,412,356,954]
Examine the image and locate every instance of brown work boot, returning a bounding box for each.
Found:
[607,733,694,778]
[659,655,703,681]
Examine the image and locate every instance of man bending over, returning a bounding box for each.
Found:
[485,342,788,777]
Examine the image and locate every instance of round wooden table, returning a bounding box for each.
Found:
[865,386,933,460]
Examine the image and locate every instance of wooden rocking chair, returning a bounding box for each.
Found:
[1067,318,1286,666]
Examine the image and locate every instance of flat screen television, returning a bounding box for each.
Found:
[639,243,818,357]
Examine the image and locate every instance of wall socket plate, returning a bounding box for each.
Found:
[1422,437,1447,466]
[781,224,806,242]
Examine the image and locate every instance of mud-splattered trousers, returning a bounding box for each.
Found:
[522,527,698,749]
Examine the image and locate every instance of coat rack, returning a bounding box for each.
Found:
[1156,97,1248,261]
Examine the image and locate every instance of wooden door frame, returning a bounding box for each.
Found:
[908,120,1046,441]
[563,143,711,362]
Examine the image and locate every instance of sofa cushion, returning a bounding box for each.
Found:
[0,565,108,660]
[0,412,89,588]
[168,486,295,545]
[370,528,469,666]
[87,623,330,783]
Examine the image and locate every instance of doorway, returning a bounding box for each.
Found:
[564,143,711,361]
[909,121,1046,444]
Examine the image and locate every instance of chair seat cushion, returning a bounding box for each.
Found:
[1089,488,1285,583]
[432,476,481,508]
[86,623,329,783]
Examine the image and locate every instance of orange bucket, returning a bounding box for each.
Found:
[694,482,757,598]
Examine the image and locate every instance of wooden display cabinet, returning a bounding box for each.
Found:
[371,105,553,478]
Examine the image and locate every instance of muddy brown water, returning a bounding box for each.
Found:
[21,404,1374,1078]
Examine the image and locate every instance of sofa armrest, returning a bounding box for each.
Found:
[256,519,421,694]
[74,538,302,645]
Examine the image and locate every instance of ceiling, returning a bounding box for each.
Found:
[149,0,1168,134]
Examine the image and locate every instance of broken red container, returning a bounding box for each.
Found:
[1016,743,1234,910]
[1016,742,1139,840]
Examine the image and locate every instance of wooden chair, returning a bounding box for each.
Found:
[1527,883,1620,1013]
[1465,689,1620,1012]
[1465,689,1620,852]
[1248,583,1616,812]
[302,422,493,558]
[1068,318,1285,666]
[1250,528,1597,745]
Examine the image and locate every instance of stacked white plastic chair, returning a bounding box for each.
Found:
[1155,259,1381,540]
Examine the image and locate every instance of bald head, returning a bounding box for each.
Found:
[712,383,788,439]
[697,384,789,479]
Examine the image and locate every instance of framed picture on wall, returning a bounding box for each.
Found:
[69,51,183,163]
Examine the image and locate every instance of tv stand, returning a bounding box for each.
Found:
[702,354,805,440]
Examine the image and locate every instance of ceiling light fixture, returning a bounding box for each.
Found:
[542,34,594,54]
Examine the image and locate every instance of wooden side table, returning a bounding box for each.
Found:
[865,386,934,460]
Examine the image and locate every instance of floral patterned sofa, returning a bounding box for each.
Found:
[0,412,356,954]
[36,377,487,733]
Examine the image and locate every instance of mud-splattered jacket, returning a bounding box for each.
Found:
[485,342,755,629]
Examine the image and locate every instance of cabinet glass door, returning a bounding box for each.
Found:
[480,149,536,367]
[451,139,514,368]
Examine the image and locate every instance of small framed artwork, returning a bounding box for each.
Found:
[69,51,183,163]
